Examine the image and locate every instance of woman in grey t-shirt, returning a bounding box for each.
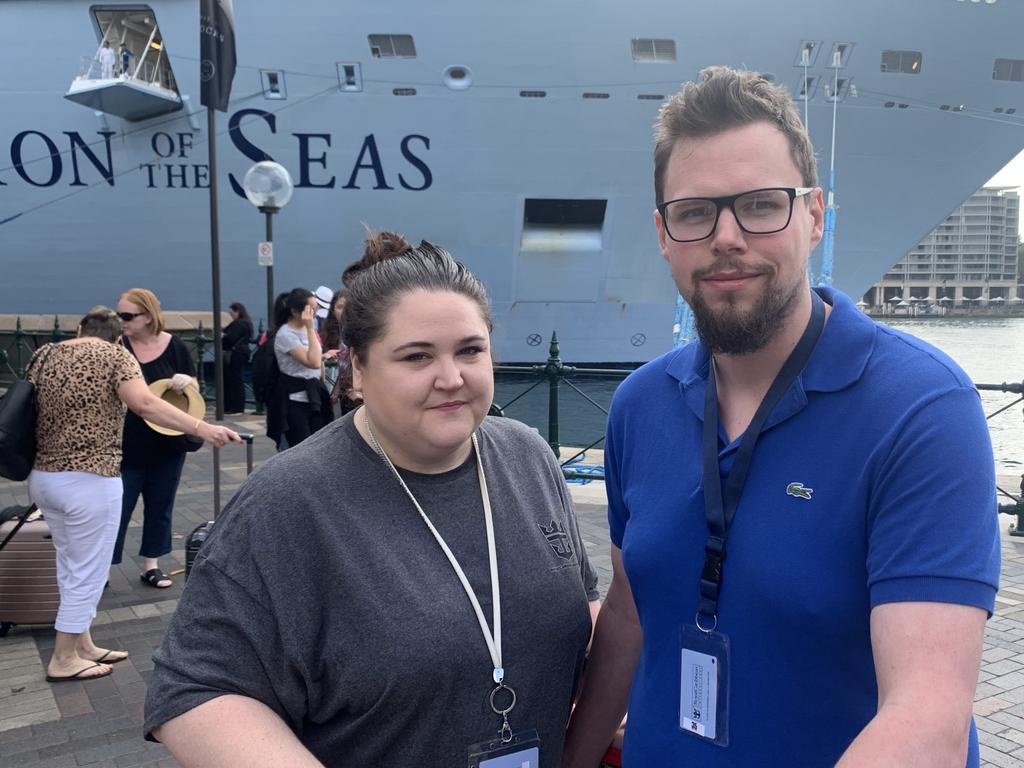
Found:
[269,288,330,448]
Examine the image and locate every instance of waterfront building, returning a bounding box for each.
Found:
[867,187,1021,310]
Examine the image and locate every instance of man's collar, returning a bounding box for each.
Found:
[666,286,874,393]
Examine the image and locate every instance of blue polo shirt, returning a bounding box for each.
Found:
[606,287,999,767]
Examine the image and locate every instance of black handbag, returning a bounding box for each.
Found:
[0,346,56,482]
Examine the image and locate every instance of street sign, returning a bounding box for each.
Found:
[258,241,273,266]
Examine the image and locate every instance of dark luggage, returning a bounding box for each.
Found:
[0,504,59,637]
[185,433,254,579]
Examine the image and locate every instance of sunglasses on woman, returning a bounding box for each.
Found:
[117,311,146,322]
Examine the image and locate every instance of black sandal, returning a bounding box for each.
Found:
[140,568,173,589]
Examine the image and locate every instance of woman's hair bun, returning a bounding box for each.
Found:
[342,229,412,287]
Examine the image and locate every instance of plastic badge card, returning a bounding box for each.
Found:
[467,729,541,768]
[679,624,730,747]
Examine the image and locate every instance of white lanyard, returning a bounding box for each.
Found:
[364,415,506,686]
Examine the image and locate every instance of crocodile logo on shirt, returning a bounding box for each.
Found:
[538,520,575,560]
[786,482,813,500]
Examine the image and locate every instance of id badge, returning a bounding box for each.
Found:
[679,623,730,747]
[467,729,541,767]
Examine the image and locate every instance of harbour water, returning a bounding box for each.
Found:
[495,317,1024,476]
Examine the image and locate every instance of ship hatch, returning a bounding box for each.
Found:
[64,8,182,121]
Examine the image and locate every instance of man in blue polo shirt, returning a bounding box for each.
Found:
[563,67,1000,767]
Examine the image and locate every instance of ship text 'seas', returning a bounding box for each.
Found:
[0,108,433,194]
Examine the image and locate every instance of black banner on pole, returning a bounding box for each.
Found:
[200,0,236,112]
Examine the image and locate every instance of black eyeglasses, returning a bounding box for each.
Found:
[658,187,814,243]
[117,311,146,322]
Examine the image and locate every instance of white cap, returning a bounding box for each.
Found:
[313,285,333,318]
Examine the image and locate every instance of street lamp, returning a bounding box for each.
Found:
[242,161,294,327]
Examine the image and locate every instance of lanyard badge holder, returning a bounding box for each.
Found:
[364,417,541,768]
[680,291,825,747]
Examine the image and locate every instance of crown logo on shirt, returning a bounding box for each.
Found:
[538,520,575,560]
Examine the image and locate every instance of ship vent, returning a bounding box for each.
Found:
[261,70,286,99]
[881,50,922,74]
[521,199,606,251]
[631,38,676,63]
[368,34,416,59]
[337,63,362,92]
[993,59,1024,82]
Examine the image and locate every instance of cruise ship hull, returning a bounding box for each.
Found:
[1,1,1022,362]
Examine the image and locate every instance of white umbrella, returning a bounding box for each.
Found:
[887,295,903,303]
[989,296,1005,303]
[855,299,869,308]
[1012,297,1024,304]
[938,296,953,303]
[896,300,910,308]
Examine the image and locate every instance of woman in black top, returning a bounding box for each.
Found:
[223,302,253,414]
[111,288,198,589]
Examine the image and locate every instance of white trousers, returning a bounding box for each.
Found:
[27,470,122,634]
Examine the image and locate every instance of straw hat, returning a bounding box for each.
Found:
[145,379,205,436]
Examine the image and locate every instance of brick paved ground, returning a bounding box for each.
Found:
[1,416,1023,766]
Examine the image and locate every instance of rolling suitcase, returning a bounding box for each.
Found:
[185,433,254,579]
[0,504,59,637]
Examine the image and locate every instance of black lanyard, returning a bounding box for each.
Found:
[697,291,826,629]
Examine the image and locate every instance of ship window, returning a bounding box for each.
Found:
[336,62,362,92]
[993,58,1024,82]
[260,70,286,99]
[631,38,676,63]
[522,199,607,250]
[583,92,610,99]
[796,75,818,100]
[368,34,416,59]
[794,41,821,67]
[881,50,922,74]
[825,78,851,102]
[520,90,547,98]
[1008,108,1018,114]
[392,88,416,96]
[637,94,665,100]
[829,42,854,68]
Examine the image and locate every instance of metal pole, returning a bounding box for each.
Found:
[207,107,225,517]
[265,209,275,329]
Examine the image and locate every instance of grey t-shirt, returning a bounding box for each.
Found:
[274,324,320,402]
[145,413,599,767]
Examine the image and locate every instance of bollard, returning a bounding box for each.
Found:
[50,315,62,343]
[531,332,576,457]
[1001,475,1024,538]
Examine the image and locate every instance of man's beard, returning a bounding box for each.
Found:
[689,265,803,355]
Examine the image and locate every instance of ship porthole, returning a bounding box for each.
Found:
[444,65,473,90]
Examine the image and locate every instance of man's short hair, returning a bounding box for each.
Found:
[653,66,817,204]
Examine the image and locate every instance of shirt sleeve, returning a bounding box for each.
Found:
[144,509,309,740]
[275,328,300,356]
[605,394,629,550]
[112,346,143,386]
[867,385,1000,613]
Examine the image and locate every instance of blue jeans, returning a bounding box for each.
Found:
[111,453,186,565]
